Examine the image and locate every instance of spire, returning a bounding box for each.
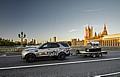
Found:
[102,24,108,36]
[98,33,100,38]
[91,26,93,30]
[104,24,107,31]
[88,25,90,31]
[95,32,97,37]
[85,26,87,31]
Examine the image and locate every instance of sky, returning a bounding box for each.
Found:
[0,0,120,42]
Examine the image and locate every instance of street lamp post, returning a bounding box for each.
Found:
[18,32,26,47]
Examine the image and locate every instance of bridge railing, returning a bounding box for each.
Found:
[71,46,120,51]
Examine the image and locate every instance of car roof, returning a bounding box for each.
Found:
[45,42,67,44]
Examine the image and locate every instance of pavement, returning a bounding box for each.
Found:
[0,51,120,77]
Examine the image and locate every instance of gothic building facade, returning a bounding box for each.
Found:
[71,24,120,47]
[84,24,108,46]
[84,24,108,40]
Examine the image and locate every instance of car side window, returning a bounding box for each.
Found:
[40,43,51,49]
[50,43,60,48]
[43,44,48,48]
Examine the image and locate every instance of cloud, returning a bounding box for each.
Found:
[69,29,77,33]
[83,9,103,13]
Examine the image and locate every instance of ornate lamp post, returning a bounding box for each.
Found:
[18,32,26,46]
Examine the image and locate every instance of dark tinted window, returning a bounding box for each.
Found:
[40,43,51,49]
[93,44,99,46]
[87,43,99,46]
[59,42,69,47]
[50,43,60,48]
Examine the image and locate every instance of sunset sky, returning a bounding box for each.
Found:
[0,0,120,42]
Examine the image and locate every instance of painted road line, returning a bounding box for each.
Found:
[0,55,21,57]
[94,72,120,77]
[0,57,120,70]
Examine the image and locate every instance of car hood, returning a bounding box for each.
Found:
[24,47,38,51]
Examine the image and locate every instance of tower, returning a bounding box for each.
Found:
[53,37,57,42]
[94,32,97,37]
[84,27,88,39]
[101,24,108,36]
[90,26,93,38]
[49,38,52,42]
[84,25,93,40]
[84,25,93,46]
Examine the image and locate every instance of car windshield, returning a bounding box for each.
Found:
[87,42,100,46]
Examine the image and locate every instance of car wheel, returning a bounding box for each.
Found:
[99,53,103,57]
[92,54,97,58]
[83,55,88,57]
[76,50,79,54]
[58,52,66,60]
[25,54,36,63]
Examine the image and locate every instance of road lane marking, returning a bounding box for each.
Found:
[0,55,21,57]
[0,57,120,70]
[94,72,120,77]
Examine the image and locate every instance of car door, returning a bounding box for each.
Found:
[49,43,60,56]
[37,43,51,56]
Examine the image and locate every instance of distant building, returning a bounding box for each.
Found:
[71,39,84,46]
[49,38,52,42]
[53,37,57,42]
[84,26,93,40]
[84,24,108,39]
[23,39,27,45]
[49,37,57,42]
[71,24,120,47]
[100,33,120,47]
[28,39,36,45]
[71,39,77,46]
[84,24,108,46]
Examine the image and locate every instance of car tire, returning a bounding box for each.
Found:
[83,55,88,57]
[91,54,97,58]
[25,54,36,63]
[58,52,66,60]
[76,50,79,54]
[99,53,103,57]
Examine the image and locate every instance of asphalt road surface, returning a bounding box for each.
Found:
[0,51,120,77]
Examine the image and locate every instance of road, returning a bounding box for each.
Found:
[0,51,120,77]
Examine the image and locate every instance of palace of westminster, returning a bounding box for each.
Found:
[19,24,120,47]
[71,24,120,47]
